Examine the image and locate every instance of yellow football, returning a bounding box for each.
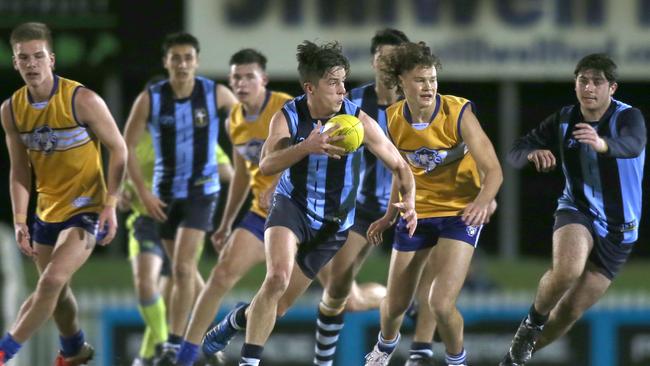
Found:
[321,114,364,154]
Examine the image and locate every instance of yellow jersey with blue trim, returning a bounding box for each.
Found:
[229,91,292,218]
[386,94,480,218]
[11,75,106,223]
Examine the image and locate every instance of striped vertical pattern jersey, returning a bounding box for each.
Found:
[510,99,645,244]
[275,95,363,231]
[386,95,480,218]
[229,90,292,218]
[349,82,392,212]
[124,132,230,217]
[11,75,106,223]
[147,76,220,200]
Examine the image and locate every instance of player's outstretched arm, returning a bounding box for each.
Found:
[75,87,127,244]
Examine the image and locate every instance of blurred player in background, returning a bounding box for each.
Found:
[120,113,232,366]
[202,40,416,366]
[364,41,502,366]
[500,53,646,366]
[0,22,127,365]
[175,48,292,366]
[123,31,237,365]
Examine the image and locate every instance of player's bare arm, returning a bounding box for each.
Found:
[367,178,400,246]
[75,87,127,245]
[259,111,344,175]
[459,108,503,226]
[212,147,251,251]
[217,83,239,112]
[123,90,168,222]
[361,110,417,236]
[1,99,34,256]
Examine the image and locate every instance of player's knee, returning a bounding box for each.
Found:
[262,270,291,296]
[210,263,243,289]
[135,280,157,300]
[172,260,195,282]
[38,272,68,295]
[551,266,583,286]
[430,298,455,322]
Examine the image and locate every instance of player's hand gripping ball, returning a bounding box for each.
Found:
[321,114,364,154]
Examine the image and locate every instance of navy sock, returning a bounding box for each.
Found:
[445,348,467,365]
[60,329,85,357]
[240,343,264,365]
[167,334,183,345]
[376,332,400,354]
[409,341,433,359]
[175,341,199,366]
[527,304,549,327]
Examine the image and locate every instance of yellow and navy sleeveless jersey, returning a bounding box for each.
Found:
[349,82,393,212]
[147,76,220,200]
[125,133,230,216]
[275,95,362,231]
[386,94,480,218]
[509,99,646,244]
[11,75,106,222]
[229,90,292,218]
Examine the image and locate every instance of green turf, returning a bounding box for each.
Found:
[22,254,650,292]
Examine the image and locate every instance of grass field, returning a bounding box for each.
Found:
[23,254,650,293]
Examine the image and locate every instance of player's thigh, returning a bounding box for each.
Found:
[216,227,265,275]
[173,227,206,264]
[264,226,299,275]
[428,238,474,304]
[34,243,55,273]
[46,227,95,281]
[329,230,372,278]
[385,248,431,303]
[552,212,594,274]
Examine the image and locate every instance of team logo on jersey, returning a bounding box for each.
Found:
[235,139,265,164]
[73,196,93,208]
[159,115,175,126]
[32,125,58,154]
[405,147,449,173]
[194,108,208,127]
[466,225,478,237]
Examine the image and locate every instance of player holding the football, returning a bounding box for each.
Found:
[202,40,416,366]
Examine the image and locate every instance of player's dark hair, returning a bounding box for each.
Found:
[370,28,409,55]
[229,48,267,71]
[381,41,442,95]
[296,40,350,85]
[10,22,53,52]
[574,53,618,83]
[162,32,200,56]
